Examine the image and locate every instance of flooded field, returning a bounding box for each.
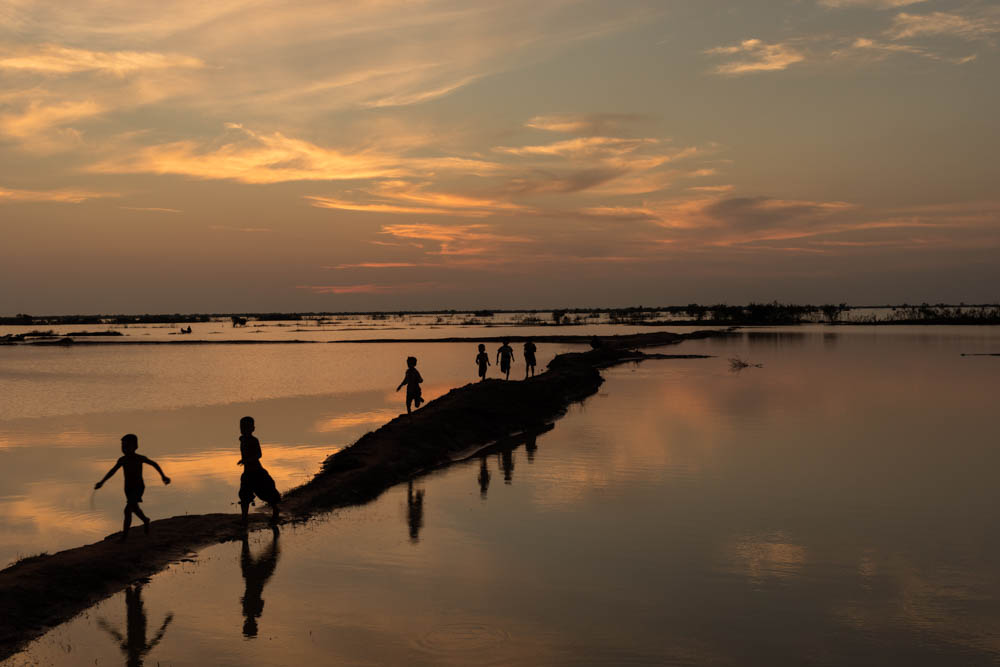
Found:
[3,325,999,665]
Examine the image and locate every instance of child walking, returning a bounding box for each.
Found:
[238,416,281,524]
[496,340,515,380]
[475,343,490,381]
[523,339,537,378]
[396,356,424,413]
[94,434,171,541]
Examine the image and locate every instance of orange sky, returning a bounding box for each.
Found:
[1,0,998,313]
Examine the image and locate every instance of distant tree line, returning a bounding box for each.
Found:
[3,303,999,326]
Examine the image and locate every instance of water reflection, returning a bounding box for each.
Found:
[525,433,538,463]
[499,449,515,484]
[477,456,491,498]
[241,526,281,638]
[406,481,425,543]
[97,582,173,667]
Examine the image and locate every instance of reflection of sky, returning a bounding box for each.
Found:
[7,328,1000,665]
[0,341,576,565]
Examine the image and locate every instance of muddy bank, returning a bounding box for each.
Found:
[0,329,724,659]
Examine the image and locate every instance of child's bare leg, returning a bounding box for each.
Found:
[240,501,250,524]
[121,505,134,540]
[134,505,150,533]
[270,503,280,523]
[406,397,413,414]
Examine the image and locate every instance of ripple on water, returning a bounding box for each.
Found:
[413,622,512,663]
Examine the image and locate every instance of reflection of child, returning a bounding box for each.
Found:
[237,416,281,524]
[396,356,424,413]
[523,340,537,378]
[475,344,490,381]
[94,434,170,541]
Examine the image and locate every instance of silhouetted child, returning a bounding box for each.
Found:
[94,434,170,541]
[475,343,490,381]
[523,339,537,378]
[237,416,281,524]
[496,340,515,380]
[396,356,423,413]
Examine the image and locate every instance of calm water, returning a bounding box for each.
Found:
[3,326,1000,665]
[0,339,577,565]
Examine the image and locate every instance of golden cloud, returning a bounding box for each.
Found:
[0,185,116,204]
[707,39,807,74]
[0,44,204,76]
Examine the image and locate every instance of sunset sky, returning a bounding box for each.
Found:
[2,0,998,313]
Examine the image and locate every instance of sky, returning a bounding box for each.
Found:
[1,0,998,314]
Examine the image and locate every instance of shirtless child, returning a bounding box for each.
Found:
[94,434,171,541]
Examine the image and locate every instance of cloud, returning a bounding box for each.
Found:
[495,136,659,159]
[0,185,115,203]
[0,44,204,76]
[848,37,977,64]
[0,99,104,139]
[328,262,422,269]
[819,0,925,8]
[706,39,806,74]
[88,124,504,184]
[361,74,482,108]
[524,113,651,136]
[208,225,272,232]
[296,282,441,295]
[380,222,532,256]
[887,11,1000,41]
[120,206,182,213]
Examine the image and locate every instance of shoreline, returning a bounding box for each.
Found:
[0,329,725,659]
[5,329,731,347]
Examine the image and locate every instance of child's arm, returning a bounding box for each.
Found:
[143,457,171,485]
[396,375,407,391]
[94,460,122,489]
[415,370,423,383]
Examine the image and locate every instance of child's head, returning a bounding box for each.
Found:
[240,416,255,435]
[406,356,417,368]
[478,344,485,352]
[120,433,138,454]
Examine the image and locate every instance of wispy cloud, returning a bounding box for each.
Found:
[121,206,182,213]
[89,124,503,184]
[819,0,925,8]
[887,10,1000,41]
[847,37,977,64]
[380,222,532,256]
[209,225,272,233]
[0,100,103,140]
[296,282,442,295]
[0,44,204,76]
[706,39,806,74]
[0,185,116,203]
[327,262,422,269]
[525,113,651,136]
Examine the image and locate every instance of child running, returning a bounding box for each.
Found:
[523,339,537,378]
[496,340,515,380]
[94,434,171,541]
[237,416,281,524]
[396,356,424,413]
[475,343,490,381]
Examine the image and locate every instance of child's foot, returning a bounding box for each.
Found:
[143,518,151,535]
[118,532,128,543]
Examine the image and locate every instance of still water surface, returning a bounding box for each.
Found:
[3,326,1000,665]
